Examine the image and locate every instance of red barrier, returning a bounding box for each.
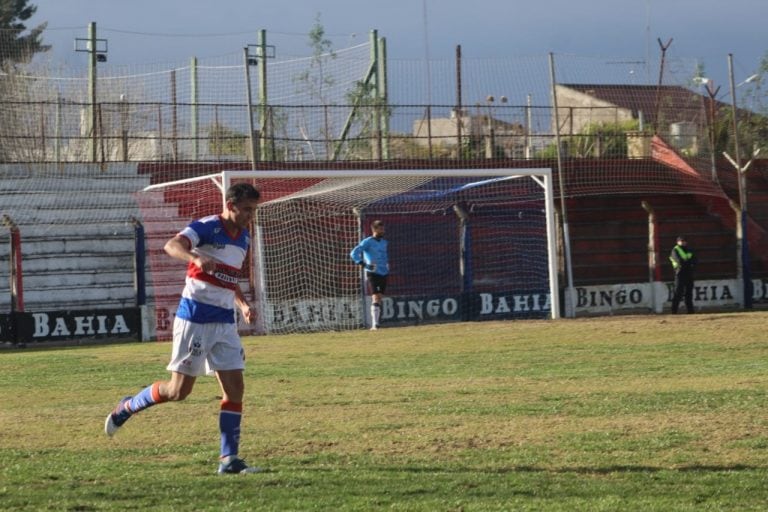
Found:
[1,215,23,312]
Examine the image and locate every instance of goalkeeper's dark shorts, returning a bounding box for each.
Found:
[366,272,388,294]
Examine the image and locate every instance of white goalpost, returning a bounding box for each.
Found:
[144,168,559,336]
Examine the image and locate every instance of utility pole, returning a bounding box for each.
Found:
[455,45,462,158]
[88,22,97,163]
[727,53,752,309]
[75,22,107,163]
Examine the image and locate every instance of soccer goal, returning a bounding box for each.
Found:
[143,168,559,336]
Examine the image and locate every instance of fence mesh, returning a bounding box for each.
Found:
[1,27,764,167]
[2,25,768,321]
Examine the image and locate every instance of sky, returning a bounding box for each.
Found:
[24,0,767,95]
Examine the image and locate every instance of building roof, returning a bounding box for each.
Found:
[558,84,721,125]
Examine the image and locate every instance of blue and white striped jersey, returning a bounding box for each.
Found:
[175,214,250,324]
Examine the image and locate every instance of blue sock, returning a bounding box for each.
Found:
[127,382,163,414]
[219,401,243,458]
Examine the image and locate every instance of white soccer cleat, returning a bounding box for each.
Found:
[104,396,133,437]
[218,456,263,474]
[104,414,118,437]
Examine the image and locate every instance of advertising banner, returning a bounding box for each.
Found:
[570,279,743,315]
[0,313,14,343]
[11,308,141,344]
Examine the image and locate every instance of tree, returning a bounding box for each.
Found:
[293,14,337,158]
[734,51,768,156]
[339,79,391,160]
[0,1,49,162]
[573,120,640,158]
[536,119,641,159]
[207,123,247,159]
[0,0,49,69]
[296,13,336,102]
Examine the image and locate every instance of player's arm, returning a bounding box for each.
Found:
[350,240,366,266]
[233,285,255,324]
[164,234,215,273]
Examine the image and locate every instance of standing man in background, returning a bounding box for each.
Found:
[350,220,389,330]
[669,235,697,314]
[104,182,263,475]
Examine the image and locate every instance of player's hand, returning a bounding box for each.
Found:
[194,255,216,273]
[240,303,256,324]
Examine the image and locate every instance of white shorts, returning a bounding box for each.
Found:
[167,317,245,377]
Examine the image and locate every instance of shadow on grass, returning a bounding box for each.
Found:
[347,463,767,475]
[511,463,764,474]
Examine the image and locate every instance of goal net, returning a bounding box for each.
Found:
[142,169,559,337]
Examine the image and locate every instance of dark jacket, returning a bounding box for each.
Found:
[669,244,696,275]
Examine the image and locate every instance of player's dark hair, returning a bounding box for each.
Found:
[226,183,261,204]
[371,220,384,229]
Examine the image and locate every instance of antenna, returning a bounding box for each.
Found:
[645,0,651,83]
[422,0,432,106]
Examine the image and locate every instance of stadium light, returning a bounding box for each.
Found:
[738,74,760,87]
[697,72,758,102]
[74,36,108,62]
[246,43,276,66]
[483,95,507,159]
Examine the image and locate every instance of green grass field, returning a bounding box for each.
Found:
[2,312,768,511]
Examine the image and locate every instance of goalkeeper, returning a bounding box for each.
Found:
[350,220,389,330]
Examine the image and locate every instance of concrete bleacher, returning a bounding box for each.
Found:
[0,164,185,313]
[566,193,737,286]
[566,196,649,286]
[644,194,737,281]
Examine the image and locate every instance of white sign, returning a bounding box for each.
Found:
[571,279,742,314]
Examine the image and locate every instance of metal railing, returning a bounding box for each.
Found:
[0,101,714,164]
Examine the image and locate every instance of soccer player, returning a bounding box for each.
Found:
[350,219,389,330]
[104,182,262,475]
